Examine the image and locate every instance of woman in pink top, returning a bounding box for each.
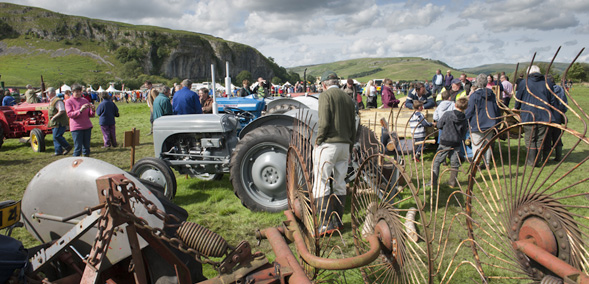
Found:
[65,83,95,156]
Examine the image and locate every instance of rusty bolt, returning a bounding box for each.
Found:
[530,205,535,212]
[518,210,523,216]
[552,221,558,228]
[557,231,564,238]
[538,207,543,214]
[512,225,517,231]
[523,206,528,213]
[232,255,240,262]
[545,213,551,219]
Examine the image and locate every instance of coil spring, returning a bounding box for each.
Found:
[540,275,563,284]
[177,221,228,258]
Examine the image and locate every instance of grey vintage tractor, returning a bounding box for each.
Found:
[132,95,322,213]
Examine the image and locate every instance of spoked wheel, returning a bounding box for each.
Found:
[285,147,317,279]
[351,153,433,283]
[465,122,589,282]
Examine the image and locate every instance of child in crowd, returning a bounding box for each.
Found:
[409,100,433,162]
[96,93,119,148]
[434,90,456,144]
[429,97,469,188]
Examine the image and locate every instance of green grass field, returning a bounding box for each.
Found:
[2,86,589,282]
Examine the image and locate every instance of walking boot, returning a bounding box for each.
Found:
[554,146,563,162]
[315,196,336,237]
[527,149,538,167]
[331,195,346,231]
[447,169,458,188]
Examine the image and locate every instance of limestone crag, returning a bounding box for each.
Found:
[0,3,284,81]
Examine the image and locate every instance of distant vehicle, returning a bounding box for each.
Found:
[373,79,384,93]
[0,102,54,152]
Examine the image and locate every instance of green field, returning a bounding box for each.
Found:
[2,86,589,282]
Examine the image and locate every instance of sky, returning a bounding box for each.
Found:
[5,0,589,69]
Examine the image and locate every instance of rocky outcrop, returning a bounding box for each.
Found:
[0,3,283,81]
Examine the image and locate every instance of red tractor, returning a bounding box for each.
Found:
[0,102,54,152]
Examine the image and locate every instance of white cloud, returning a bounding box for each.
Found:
[461,0,581,32]
[383,3,445,32]
[465,34,481,43]
[2,0,587,70]
[333,4,380,34]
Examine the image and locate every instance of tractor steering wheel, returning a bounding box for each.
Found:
[223,106,256,121]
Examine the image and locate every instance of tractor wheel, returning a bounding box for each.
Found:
[230,125,291,212]
[267,104,298,115]
[30,128,46,152]
[131,157,177,200]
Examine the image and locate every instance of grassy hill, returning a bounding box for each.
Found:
[288,57,466,82]
[461,62,573,76]
[0,3,289,90]
[288,57,581,83]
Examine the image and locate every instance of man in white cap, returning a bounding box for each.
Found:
[47,87,72,156]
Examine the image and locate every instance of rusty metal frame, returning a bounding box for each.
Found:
[282,210,381,270]
[514,239,589,284]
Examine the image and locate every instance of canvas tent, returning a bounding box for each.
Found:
[60,84,71,92]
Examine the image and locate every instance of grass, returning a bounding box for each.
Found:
[288,57,468,82]
[2,87,589,282]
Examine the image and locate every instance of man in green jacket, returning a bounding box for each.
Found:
[47,87,72,156]
[313,70,357,236]
[152,86,173,121]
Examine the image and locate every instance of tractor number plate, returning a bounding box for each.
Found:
[0,200,21,229]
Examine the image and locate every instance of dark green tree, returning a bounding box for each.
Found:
[236,70,252,84]
[568,63,587,82]
[288,71,300,83]
[271,76,282,85]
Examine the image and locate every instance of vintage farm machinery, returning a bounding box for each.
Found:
[3,49,589,283]
[0,102,53,152]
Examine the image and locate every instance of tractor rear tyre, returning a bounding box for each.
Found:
[30,128,46,152]
[131,157,177,200]
[267,104,298,115]
[230,125,291,212]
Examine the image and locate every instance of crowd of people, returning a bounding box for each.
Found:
[309,66,573,234]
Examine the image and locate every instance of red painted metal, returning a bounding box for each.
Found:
[518,217,557,255]
[514,239,589,284]
[260,227,311,284]
[284,210,381,270]
[0,102,52,139]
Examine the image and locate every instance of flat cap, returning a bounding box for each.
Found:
[321,70,339,82]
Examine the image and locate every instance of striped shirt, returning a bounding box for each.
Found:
[409,111,433,139]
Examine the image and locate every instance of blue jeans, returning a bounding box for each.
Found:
[414,137,425,157]
[71,128,92,156]
[52,126,71,154]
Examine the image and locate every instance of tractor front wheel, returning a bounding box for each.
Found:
[30,128,46,152]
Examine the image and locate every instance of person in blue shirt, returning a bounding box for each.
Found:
[96,92,119,148]
[2,92,16,106]
[172,79,202,115]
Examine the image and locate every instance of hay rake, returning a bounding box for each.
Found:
[282,48,589,283]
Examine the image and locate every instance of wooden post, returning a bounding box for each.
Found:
[124,128,140,170]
